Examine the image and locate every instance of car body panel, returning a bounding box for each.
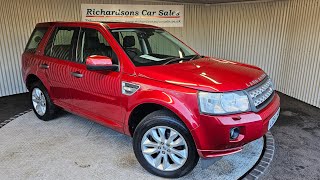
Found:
[136,57,265,92]
[67,62,124,131]
[121,73,200,135]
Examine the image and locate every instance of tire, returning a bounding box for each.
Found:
[30,81,57,121]
[133,110,199,178]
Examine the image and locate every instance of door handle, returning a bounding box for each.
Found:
[39,63,49,69]
[71,71,83,78]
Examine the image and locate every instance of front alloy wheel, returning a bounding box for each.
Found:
[133,110,199,178]
[141,126,188,171]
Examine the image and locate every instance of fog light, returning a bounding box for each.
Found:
[230,127,240,140]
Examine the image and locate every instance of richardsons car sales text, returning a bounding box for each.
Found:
[86,9,181,17]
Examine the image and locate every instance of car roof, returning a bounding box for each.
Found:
[35,21,162,29]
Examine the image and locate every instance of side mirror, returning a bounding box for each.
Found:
[86,55,118,71]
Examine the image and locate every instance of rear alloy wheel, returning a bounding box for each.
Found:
[32,87,47,116]
[30,82,57,121]
[133,110,199,178]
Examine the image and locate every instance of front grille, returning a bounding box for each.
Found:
[247,78,274,108]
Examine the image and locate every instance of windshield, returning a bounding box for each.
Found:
[111,28,198,66]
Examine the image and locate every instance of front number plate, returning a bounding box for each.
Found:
[268,108,280,130]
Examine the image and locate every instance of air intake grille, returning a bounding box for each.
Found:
[247,78,274,108]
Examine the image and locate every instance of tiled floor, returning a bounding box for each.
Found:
[0,92,319,179]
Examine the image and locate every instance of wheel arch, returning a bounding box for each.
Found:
[126,100,199,137]
[25,74,52,97]
[26,74,41,90]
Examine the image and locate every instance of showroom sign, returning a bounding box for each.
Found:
[81,4,184,27]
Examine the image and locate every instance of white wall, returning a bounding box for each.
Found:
[0,0,320,107]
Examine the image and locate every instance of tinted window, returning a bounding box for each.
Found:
[25,27,48,53]
[148,32,181,57]
[44,27,79,61]
[77,28,118,64]
[111,29,197,67]
[118,31,141,50]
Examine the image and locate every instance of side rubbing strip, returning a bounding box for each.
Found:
[122,81,140,96]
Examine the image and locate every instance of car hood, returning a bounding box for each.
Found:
[136,57,267,92]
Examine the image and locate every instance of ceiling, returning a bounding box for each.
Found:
[139,0,272,5]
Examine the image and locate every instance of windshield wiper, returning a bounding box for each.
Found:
[162,55,200,65]
[189,54,201,61]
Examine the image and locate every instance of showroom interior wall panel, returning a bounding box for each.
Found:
[0,0,320,107]
[283,0,320,107]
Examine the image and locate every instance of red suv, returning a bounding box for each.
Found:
[22,22,280,178]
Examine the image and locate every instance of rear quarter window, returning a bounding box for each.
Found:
[24,27,48,54]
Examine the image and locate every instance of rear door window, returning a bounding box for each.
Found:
[24,27,48,53]
[44,27,80,61]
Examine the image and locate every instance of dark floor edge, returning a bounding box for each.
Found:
[239,131,275,180]
[0,109,32,129]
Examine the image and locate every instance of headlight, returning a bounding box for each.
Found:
[198,91,250,115]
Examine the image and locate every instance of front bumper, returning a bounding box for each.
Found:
[192,93,280,158]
